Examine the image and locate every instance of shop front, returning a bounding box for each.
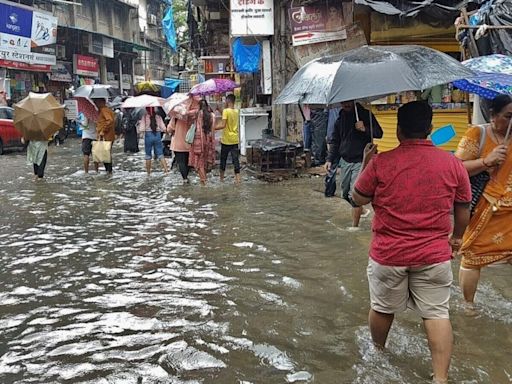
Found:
[364,10,471,152]
[73,54,99,86]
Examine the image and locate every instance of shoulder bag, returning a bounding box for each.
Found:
[469,125,490,216]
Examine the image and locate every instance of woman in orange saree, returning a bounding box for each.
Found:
[455,95,512,304]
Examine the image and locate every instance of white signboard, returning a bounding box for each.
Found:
[0,48,56,65]
[31,11,58,48]
[230,0,274,36]
[64,99,78,121]
[0,32,31,53]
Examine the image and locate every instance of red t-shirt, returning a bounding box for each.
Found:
[354,140,471,267]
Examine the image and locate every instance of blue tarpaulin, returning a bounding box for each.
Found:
[232,38,262,74]
[162,5,177,52]
[161,78,182,98]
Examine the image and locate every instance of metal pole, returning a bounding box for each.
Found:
[280,5,287,141]
[118,58,123,94]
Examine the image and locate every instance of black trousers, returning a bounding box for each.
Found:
[220,144,240,173]
[174,151,190,179]
[33,150,47,178]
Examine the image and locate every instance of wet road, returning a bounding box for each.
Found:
[0,141,511,384]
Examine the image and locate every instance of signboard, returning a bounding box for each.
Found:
[289,1,352,46]
[64,99,78,121]
[89,35,114,58]
[230,0,274,36]
[73,54,99,77]
[0,58,51,72]
[292,23,367,68]
[49,62,72,82]
[0,1,57,66]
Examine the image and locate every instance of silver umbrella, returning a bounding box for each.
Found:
[73,84,115,100]
[275,45,476,106]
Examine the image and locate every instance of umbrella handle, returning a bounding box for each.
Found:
[505,117,512,144]
[354,101,359,121]
[369,108,374,143]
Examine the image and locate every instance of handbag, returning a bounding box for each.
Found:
[185,123,196,145]
[92,139,112,163]
[469,125,490,216]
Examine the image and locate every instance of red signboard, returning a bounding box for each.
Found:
[0,59,51,72]
[73,54,99,77]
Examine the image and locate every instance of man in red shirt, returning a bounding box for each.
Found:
[352,101,471,384]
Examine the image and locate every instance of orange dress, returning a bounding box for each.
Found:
[455,125,512,268]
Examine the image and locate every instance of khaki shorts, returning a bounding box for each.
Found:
[367,258,453,319]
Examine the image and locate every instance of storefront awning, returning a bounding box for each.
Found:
[355,0,481,19]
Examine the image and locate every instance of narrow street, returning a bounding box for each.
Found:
[0,142,510,383]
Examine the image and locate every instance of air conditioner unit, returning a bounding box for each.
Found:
[56,45,66,59]
[148,14,157,25]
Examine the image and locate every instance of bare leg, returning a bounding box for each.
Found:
[84,155,90,173]
[234,173,241,184]
[368,309,394,348]
[424,319,452,384]
[94,162,99,173]
[198,167,207,185]
[352,206,364,227]
[219,170,225,182]
[160,158,169,174]
[459,267,481,303]
[145,160,151,176]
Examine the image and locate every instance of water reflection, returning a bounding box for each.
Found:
[0,142,510,383]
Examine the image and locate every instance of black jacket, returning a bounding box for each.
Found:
[327,104,383,164]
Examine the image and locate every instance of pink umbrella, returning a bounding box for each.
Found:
[76,97,99,122]
[163,93,189,114]
[121,94,165,109]
[189,78,239,96]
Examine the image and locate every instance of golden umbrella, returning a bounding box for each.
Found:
[14,92,65,141]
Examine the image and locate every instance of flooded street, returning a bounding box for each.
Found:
[0,140,511,384]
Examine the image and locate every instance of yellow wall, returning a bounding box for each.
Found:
[373,109,470,152]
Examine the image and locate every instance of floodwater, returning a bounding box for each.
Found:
[0,141,511,384]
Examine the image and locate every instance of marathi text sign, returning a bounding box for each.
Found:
[230,0,274,36]
[289,2,351,46]
[73,54,99,78]
[292,23,367,68]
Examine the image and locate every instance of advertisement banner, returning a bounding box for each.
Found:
[73,54,99,77]
[289,1,352,46]
[89,35,114,58]
[230,0,274,36]
[0,2,33,38]
[31,11,58,48]
[0,32,31,53]
[50,62,72,82]
[0,1,57,67]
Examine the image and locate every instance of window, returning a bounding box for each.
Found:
[0,107,13,120]
[76,0,93,18]
[114,7,123,29]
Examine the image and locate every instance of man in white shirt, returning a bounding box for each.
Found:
[79,112,98,173]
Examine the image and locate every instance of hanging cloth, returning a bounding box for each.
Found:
[232,38,262,74]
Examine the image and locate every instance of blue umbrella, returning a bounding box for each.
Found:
[453,54,512,99]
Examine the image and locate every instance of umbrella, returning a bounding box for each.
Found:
[121,94,165,109]
[163,92,189,114]
[453,54,512,99]
[274,45,476,106]
[134,81,161,96]
[73,84,114,100]
[189,78,239,96]
[13,92,65,141]
[166,94,200,120]
[76,97,99,122]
